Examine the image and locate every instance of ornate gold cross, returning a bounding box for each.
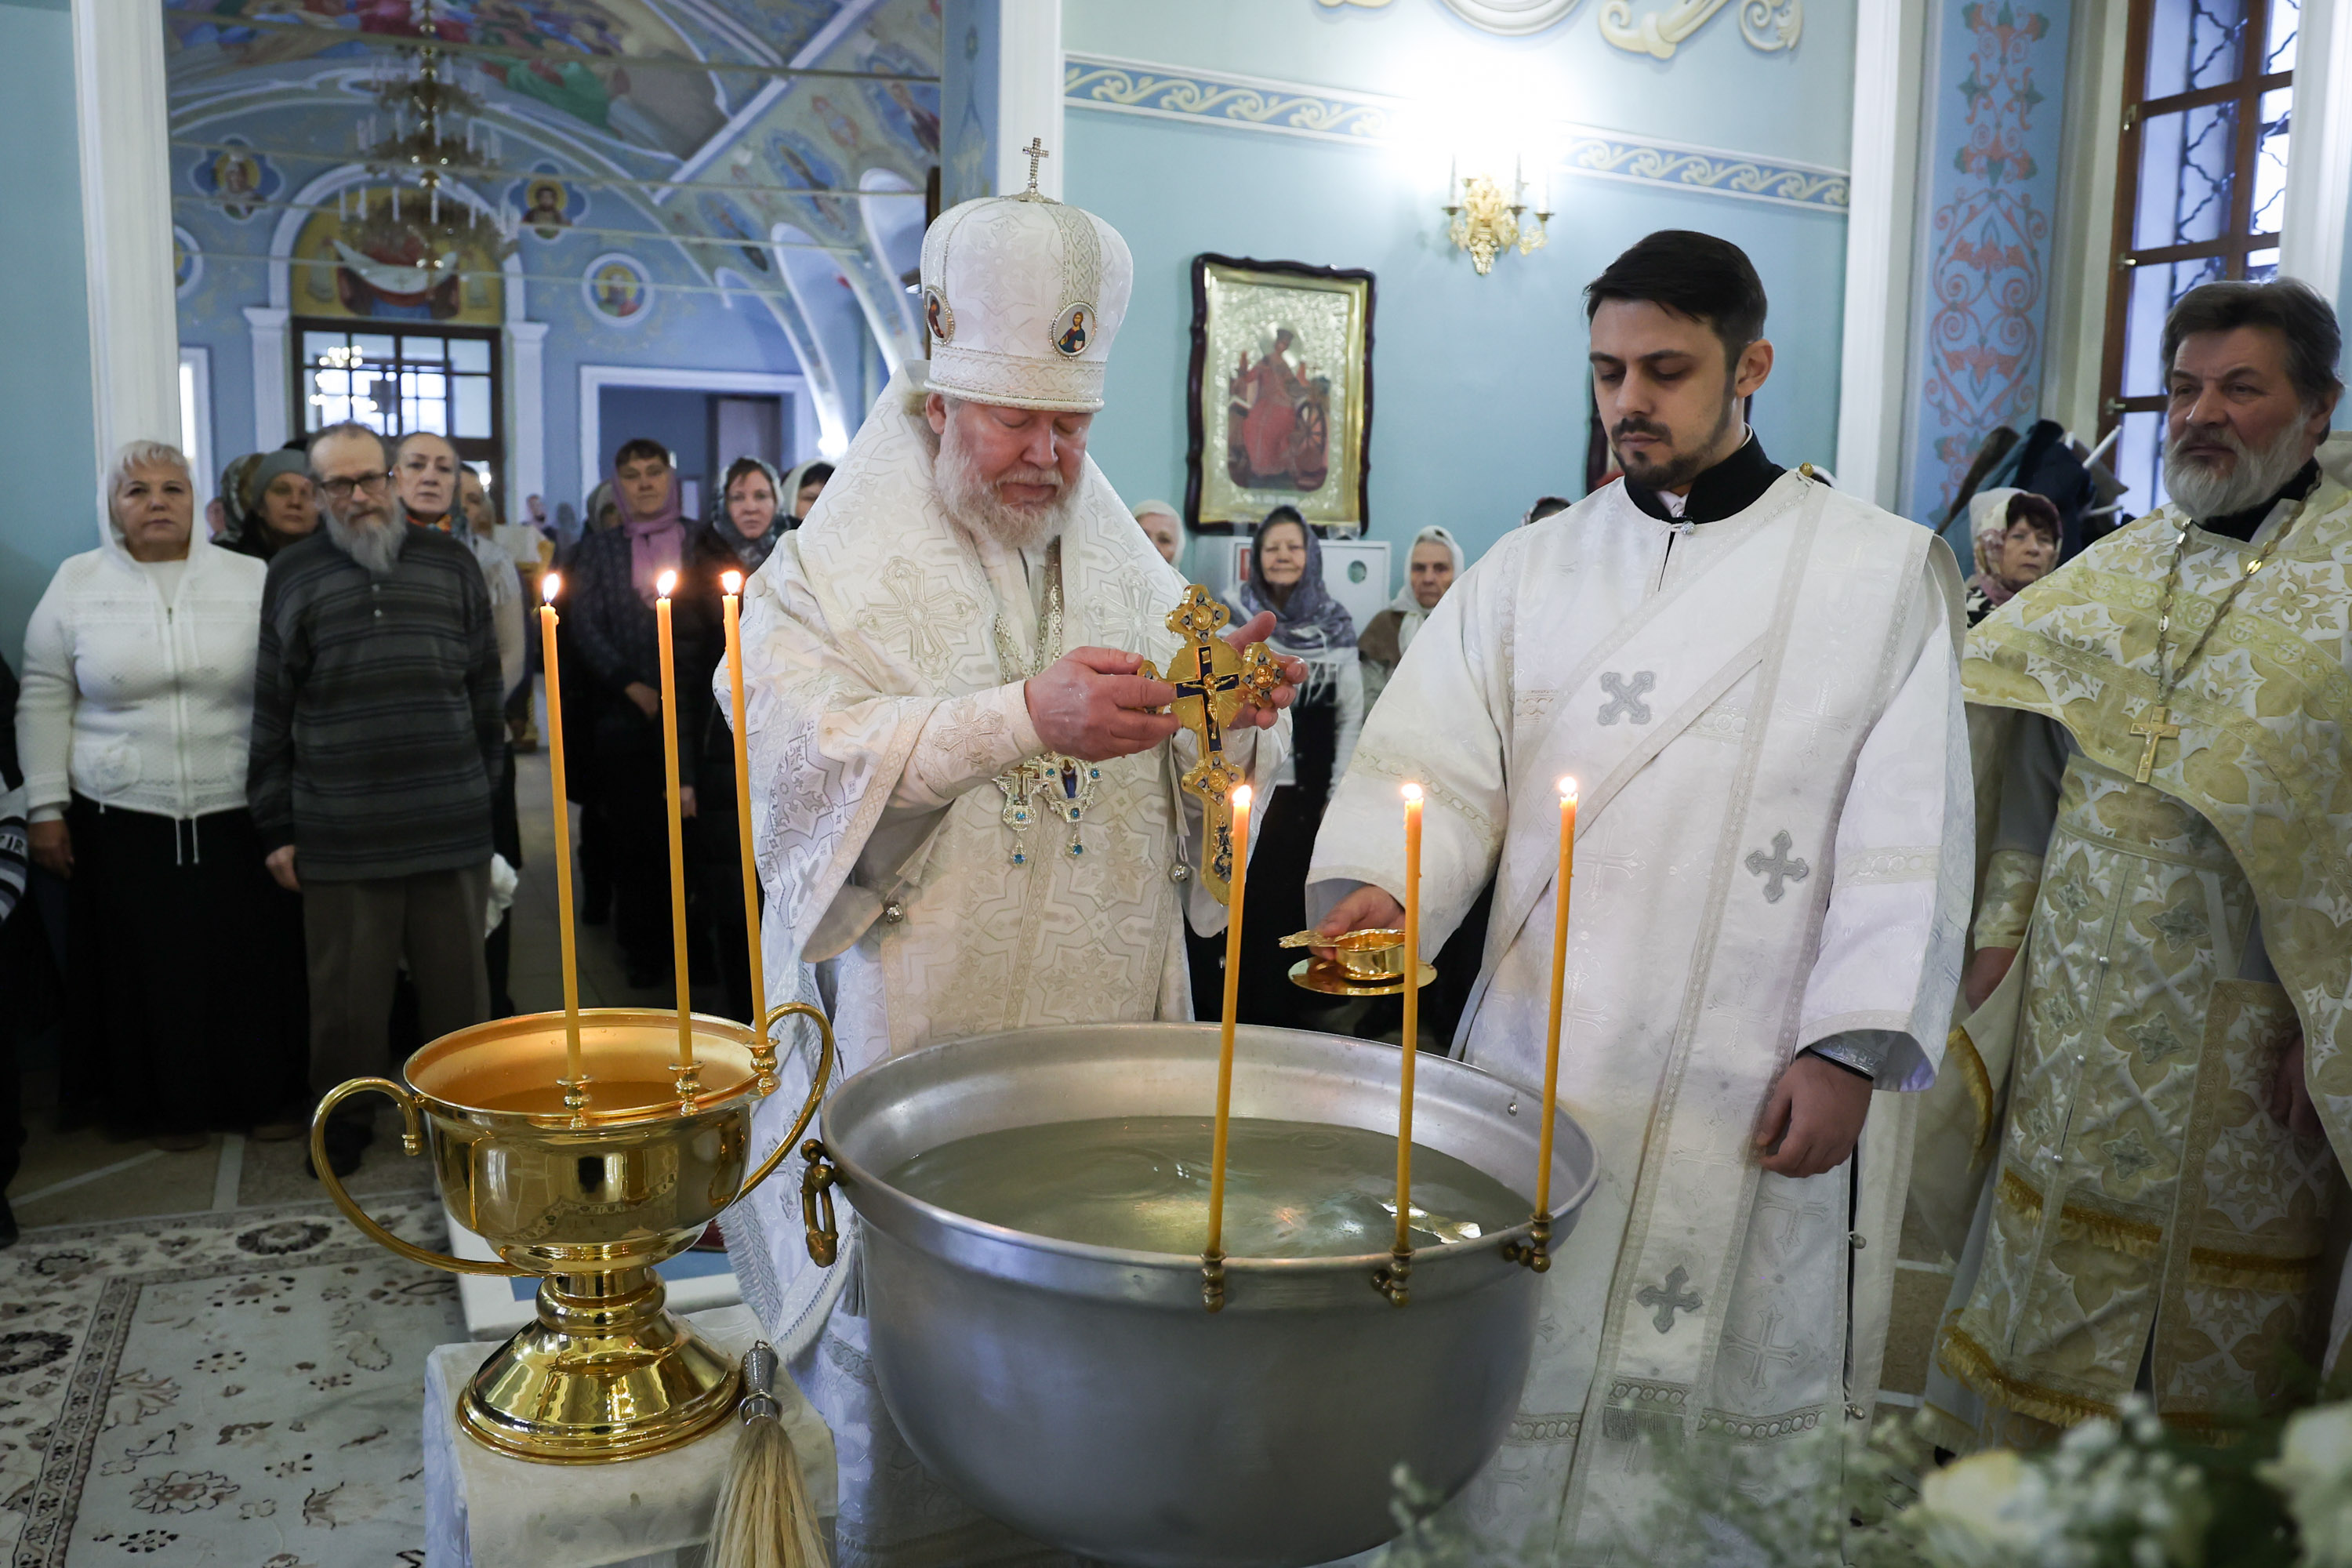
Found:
[2129,706,2181,784]
[1143,586,1281,902]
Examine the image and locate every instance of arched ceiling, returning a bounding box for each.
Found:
[165,0,942,432]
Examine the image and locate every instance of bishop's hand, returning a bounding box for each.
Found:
[1314,885,1406,962]
[1026,647,1180,761]
[1225,611,1305,729]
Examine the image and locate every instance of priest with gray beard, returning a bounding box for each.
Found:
[1918,278,2352,1454]
[724,182,1301,1566]
[247,419,504,1180]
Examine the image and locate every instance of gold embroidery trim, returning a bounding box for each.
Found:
[1999,1169,2163,1259]
[1936,1324,2118,1429]
[1949,1026,1994,1157]
[1998,1171,2319,1288]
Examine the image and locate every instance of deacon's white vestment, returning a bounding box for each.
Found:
[1310,470,1970,1561]
[723,372,1287,1568]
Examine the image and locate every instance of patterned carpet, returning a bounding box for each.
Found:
[0,1196,459,1566]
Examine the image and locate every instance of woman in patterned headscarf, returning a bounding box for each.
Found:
[1206,506,1365,1029]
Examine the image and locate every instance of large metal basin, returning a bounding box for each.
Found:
[822,1021,1599,1568]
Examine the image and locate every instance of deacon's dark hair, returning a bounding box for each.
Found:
[797,462,836,488]
[1523,495,1573,527]
[612,437,673,470]
[2006,492,2060,544]
[1584,230,1769,365]
[2161,279,2343,408]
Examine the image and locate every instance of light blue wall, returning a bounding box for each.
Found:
[0,0,96,665]
[1062,0,1855,569]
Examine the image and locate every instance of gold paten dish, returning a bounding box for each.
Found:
[1279,926,1411,982]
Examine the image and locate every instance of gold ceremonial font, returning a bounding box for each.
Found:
[310,1004,833,1463]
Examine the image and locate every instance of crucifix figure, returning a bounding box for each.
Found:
[1020,136,1050,194]
[2129,705,2180,783]
[1143,586,1280,902]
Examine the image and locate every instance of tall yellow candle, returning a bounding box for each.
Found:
[1395,782,1425,1262]
[655,570,695,1084]
[1203,782,1254,1283]
[539,575,586,1110]
[720,571,769,1073]
[1536,779,1577,1236]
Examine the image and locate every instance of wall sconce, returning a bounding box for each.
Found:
[1443,157,1549,275]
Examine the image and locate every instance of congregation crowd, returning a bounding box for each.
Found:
[0,423,834,1206]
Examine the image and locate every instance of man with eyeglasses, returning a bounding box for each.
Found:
[247,421,506,1178]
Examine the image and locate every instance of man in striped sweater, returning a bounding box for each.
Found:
[248,422,505,1178]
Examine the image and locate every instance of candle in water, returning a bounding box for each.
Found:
[1396,782,1425,1263]
[720,569,768,1061]
[539,575,586,1106]
[1204,782,1254,1272]
[654,570,695,1083]
[1537,778,1577,1229]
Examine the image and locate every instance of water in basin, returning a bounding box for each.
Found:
[887,1114,1527,1258]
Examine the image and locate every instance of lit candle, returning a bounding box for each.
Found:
[1202,782,1254,1307]
[539,575,586,1112]
[1536,779,1577,1251]
[720,570,770,1082]
[1395,782,1425,1267]
[655,570,695,1091]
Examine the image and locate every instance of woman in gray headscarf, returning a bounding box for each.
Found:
[220,449,319,562]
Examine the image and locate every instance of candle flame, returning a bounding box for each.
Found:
[656,568,677,598]
[1559,775,1578,802]
[1400,782,1424,804]
[1232,783,1252,811]
[541,572,560,604]
[720,568,742,596]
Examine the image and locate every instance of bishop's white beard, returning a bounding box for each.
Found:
[935,416,1076,552]
[325,506,405,579]
[2162,418,2310,521]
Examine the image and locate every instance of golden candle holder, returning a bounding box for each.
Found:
[309,1004,833,1464]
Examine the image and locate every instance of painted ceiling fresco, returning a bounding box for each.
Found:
[166,0,941,423]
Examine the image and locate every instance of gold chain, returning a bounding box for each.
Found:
[2149,499,2301,707]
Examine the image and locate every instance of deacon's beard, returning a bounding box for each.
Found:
[1613,386,1739,493]
[2162,417,2311,521]
[325,505,405,579]
[935,415,1076,551]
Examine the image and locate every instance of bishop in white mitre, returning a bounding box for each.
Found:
[720,182,1298,1567]
[1309,231,1972,1562]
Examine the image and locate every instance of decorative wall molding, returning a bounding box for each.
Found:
[1063,53,1848,212]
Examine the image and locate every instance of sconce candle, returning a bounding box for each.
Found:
[654,570,696,1094]
[538,575,586,1112]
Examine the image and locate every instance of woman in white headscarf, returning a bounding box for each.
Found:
[1962,487,2060,625]
[1356,524,1465,706]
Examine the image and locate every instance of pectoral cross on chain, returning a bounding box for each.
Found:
[2129,706,2180,784]
[1143,586,1280,903]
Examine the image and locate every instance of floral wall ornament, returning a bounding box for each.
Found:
[1316,0,1586,31]
[1599,0,1801,57]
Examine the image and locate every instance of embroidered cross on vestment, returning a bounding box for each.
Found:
[1637,1266,1703,1334]
[1744,830,1809,903]
[1142,586,1280,903]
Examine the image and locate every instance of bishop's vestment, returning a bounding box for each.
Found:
[1918,468,2352,1451]
[1309,468,1970,1560]
[721,372,1287,1567]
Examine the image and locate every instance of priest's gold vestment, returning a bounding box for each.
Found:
[1919,474,2352,1448]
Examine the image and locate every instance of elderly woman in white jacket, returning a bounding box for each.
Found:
[16,440,306,1149]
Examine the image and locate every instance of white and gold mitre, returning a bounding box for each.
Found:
[918,184,1134,413]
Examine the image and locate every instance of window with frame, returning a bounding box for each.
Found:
[295,321,504,503]
[2100,0,2296,518]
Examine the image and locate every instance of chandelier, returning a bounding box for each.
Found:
[338,9,516,270]
[1443,158,1550,275]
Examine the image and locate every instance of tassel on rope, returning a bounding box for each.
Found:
[709,1342,829,1568]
